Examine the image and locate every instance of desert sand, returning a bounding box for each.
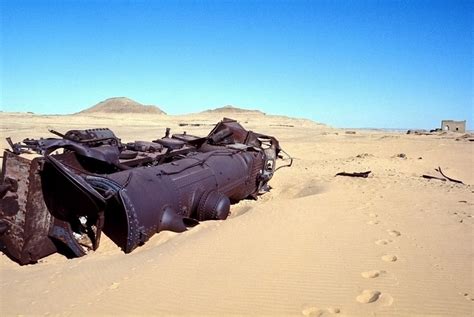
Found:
[0,111,473,316]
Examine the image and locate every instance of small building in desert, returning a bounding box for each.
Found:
[441,120,466,133]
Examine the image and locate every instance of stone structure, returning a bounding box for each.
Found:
[441,120,466,133]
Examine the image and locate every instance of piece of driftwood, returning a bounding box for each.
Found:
[335,171,371,178]
[435,167,464,184]
[422,166,464,184]
[422,175,446,182]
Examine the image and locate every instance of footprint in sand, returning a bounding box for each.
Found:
[367,220,380,225]
[381,255,398,262]
[296,185,325,198]
[361,270,385,278]
[375,239,392,245]
[463,293,474,301]
[356,290,381,303]
[387,230,401,237]
[369,213,378,218]
[301,306,340,316]
[301,306,323,316]
[327,307,340,314]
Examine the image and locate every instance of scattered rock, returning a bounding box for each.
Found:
[178,123,204,127]
[356,153,372,158]
[407,129,430,135]
[270,124,295,127]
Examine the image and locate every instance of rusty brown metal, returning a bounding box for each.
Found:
[0,118,291,265]
[0,152,57,264]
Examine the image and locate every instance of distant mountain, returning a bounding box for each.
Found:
[201,105,265,115]
[78,97,166,114]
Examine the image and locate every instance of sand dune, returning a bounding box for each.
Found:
[0,112,472,316]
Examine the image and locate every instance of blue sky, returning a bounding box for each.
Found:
[1,0,472,129]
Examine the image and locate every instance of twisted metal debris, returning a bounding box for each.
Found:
[0,118,291,265]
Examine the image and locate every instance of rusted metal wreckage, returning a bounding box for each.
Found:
[0,118,291,265]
